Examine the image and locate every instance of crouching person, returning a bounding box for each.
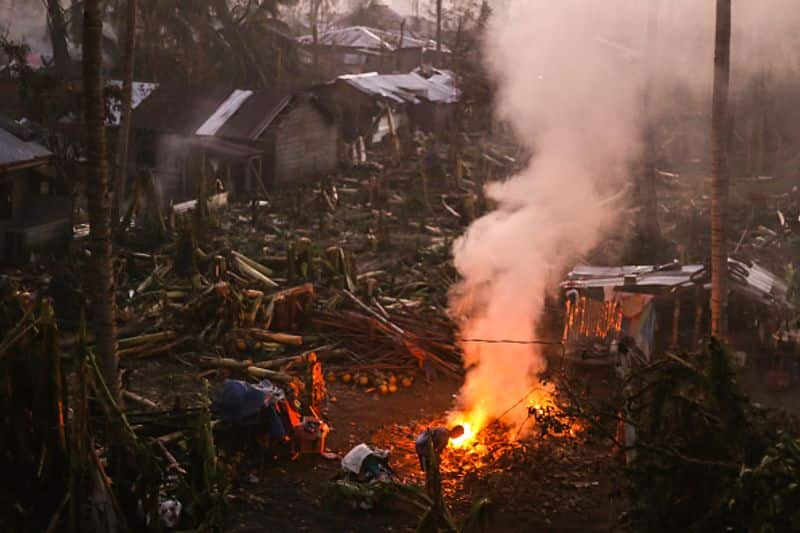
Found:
[415,425,464,472]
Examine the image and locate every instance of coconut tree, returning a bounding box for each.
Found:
[83,0,120,400]
[710,0,731,338]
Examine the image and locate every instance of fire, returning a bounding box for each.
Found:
[445,382,585,449]
[449,422,475,449]
[447,407,490,449]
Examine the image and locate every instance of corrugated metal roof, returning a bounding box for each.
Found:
[339,71,459,104]
[215,91,292,140]
[196,90,254,136]
[133,85,295,141]
[133,84,234,135]
[0,125,52,169]
[299,26,443,52]
[562,259,792,311]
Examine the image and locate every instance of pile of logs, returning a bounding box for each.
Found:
[313,290,463,381]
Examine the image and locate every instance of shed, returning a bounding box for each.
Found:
[0,120,71,262]
[560,259,793,363]
[132,85,339,204]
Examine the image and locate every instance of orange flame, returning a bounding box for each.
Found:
[447,407,489,449]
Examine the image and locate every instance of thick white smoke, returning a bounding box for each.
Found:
[449,1,644,426]
[449,0,800,427]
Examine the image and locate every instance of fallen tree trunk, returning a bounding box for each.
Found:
[122,389,159,409]
[243,329,303,346]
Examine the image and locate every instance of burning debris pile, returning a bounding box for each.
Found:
[364,401,606,530]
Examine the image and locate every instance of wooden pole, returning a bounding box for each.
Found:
[113,0,138,228]
[83,0,120,402]
[710,0,731,338]
[671,293,681,350]
[693,285,704,348]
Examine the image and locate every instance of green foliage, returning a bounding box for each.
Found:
[623,339,799,532]
[322,478,491,533]
[729,435,800,532]
[177,383,230,530]
[459,497,492,533]
[322,479,399,511]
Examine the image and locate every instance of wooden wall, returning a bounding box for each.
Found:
[268,99,339,186]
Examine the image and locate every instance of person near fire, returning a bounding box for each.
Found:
[415,425,465,472]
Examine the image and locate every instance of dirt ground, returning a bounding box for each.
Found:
[119,312,624,532]
[216,375,622,533]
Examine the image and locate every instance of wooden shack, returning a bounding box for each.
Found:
[560,260,794,364]
[133,85,339,205]
[0,121,71,262]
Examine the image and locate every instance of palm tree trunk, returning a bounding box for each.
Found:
[114,0,138,228]
[710,0,731,338]
[83,0,120,401]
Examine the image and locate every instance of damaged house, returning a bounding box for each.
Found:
[298,26,447,79]
[560,259,794,366]
[0,119,71,262]
[314,68,459,143]
[132,85,339,208]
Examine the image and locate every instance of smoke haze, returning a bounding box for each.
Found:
[0,0,50,55]
[449,0,800,426]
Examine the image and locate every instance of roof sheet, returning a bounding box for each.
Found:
[133,85,293,141]
[215,90,291,140]
[339,70,459,104]
[0,125,52,168]
[132,85,235,135]
[299,26,442,52]
[196,90,254,136]
[562,259,792,311]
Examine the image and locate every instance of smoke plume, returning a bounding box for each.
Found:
[449,0,800,427]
